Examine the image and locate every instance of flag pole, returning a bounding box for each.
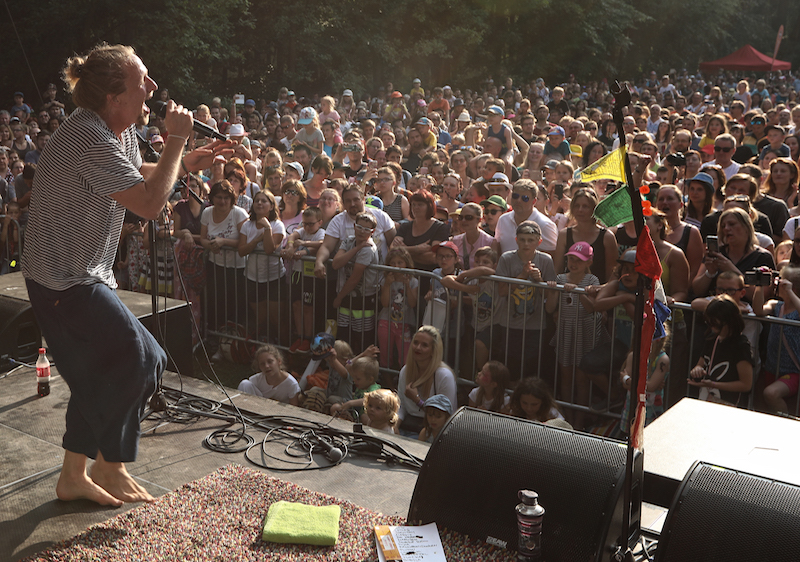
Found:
[610,81,648,561]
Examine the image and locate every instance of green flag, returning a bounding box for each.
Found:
[593,185,634,227]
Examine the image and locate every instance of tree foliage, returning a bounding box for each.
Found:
[2,0,797,109]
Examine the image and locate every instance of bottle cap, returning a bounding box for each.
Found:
[39,348,46,354]
[519,490,539,505]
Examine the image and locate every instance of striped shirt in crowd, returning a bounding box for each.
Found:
[22,108,144,291]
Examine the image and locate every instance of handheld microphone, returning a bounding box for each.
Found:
[153,100,227,141]
[315,435,343,463]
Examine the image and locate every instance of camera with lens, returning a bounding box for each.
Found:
[744,267,778,287]
[665,152,686,167]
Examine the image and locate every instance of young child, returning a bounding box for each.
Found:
[1,201,21,274]
[775,239,793,268]
[332,211,380,353]
[688,295,754,407]
[691,270,764,374]
[546,242,604,427]
[543,125,571,160]
[300,334,355,413]
[293,107,324,156]
[362,389,400,434]
[418,394,453,442]
[238,345,300,405]
[496,221,557,379]
[468,361,510,412]
[330,356,381,421]
[282,206,326,351]
[449,246,500,369]
[377,247,419,370]
[427,241,463,360]
[619,331,670,434]
[508,377,563,423]
[762,266,800,414]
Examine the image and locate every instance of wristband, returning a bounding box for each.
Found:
[169,134,189,145]
[180,157,189,174]
[622,375,631,385]
[417,398,425,408]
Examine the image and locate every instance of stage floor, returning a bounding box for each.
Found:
[0,367,430,562]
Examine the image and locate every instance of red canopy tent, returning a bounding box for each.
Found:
[699,44,791,71]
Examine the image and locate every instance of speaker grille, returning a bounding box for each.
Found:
[656,462,800,561]
[408,408,640,562]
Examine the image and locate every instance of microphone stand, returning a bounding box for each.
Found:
[136,131,169,412]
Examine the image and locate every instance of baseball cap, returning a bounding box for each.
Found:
[688,172,714,188]
[548,126,566,137]
[343,89,353,97]
[365,194,384,210]
[750,115,766,125]
[415,117,433,127]
[285,161,304,176]
[424,394,453,414]
[618,249,637,264]
[228,123,247,137]
[390,91,403,99]
[433,241,459,256]
[310,332,335,360]
[457,111,471,122]
[569,144,583,157]
[490,172,509,183]
[487,105,504,116]
[480,195,508,212]
[298,106,318,125]
[287,90,295,96]
[566,241,593,261]
[543,159,561,170]
[150,134,164,144]
[413,78,421,84]
[245,99,255,107]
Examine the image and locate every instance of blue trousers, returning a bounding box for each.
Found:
[26,279,166,462]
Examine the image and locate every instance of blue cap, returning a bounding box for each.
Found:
[689,172,714,188]
[365,194,384,210]
[245,98,255,106]
[487,105,504,116]
[424,394,453,414]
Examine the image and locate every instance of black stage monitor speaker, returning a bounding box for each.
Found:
[0,296,41,370]
[408,407,642,562]
[655,461,800,562]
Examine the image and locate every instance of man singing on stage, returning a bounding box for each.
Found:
[22,44,232,506]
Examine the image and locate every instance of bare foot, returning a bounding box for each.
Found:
[56,469,124,507]
[90,455,154,503]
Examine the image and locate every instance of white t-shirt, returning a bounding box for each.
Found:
[704,160,740,180]
[495,208,558,253]
[240,219,286,282]
[397,365,457,423]
[291,226,326,272]
[325,207,395,261]
[468,387,510,411]
[201,205,249,268]
[238,372,299,403]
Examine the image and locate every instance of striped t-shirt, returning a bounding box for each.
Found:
[22,108,144,290]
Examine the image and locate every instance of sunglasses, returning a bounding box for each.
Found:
[714,146,733,153]
[284,189,300,196]
[511,192,531,202]
[715,287,742,295]
[632,139,646,144]
[354,224,374,233]
[458,215,477,221]
[484,208,502,216]
[302,221,320,227]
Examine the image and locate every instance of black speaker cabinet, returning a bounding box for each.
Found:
[655,461,800,561]
[408,407,642,562]
[0,296,41,370]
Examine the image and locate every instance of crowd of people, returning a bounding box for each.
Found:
[7,67,800,433]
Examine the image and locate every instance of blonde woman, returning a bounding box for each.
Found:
[397,326,457,437]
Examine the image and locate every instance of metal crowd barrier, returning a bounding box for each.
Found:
[184,245,800,421]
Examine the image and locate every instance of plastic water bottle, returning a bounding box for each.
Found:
[36,348,50,397]
[516,489,545,561]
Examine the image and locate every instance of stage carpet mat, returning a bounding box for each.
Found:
[22,464,515,561]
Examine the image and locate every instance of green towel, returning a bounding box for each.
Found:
[262,501,341,546]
